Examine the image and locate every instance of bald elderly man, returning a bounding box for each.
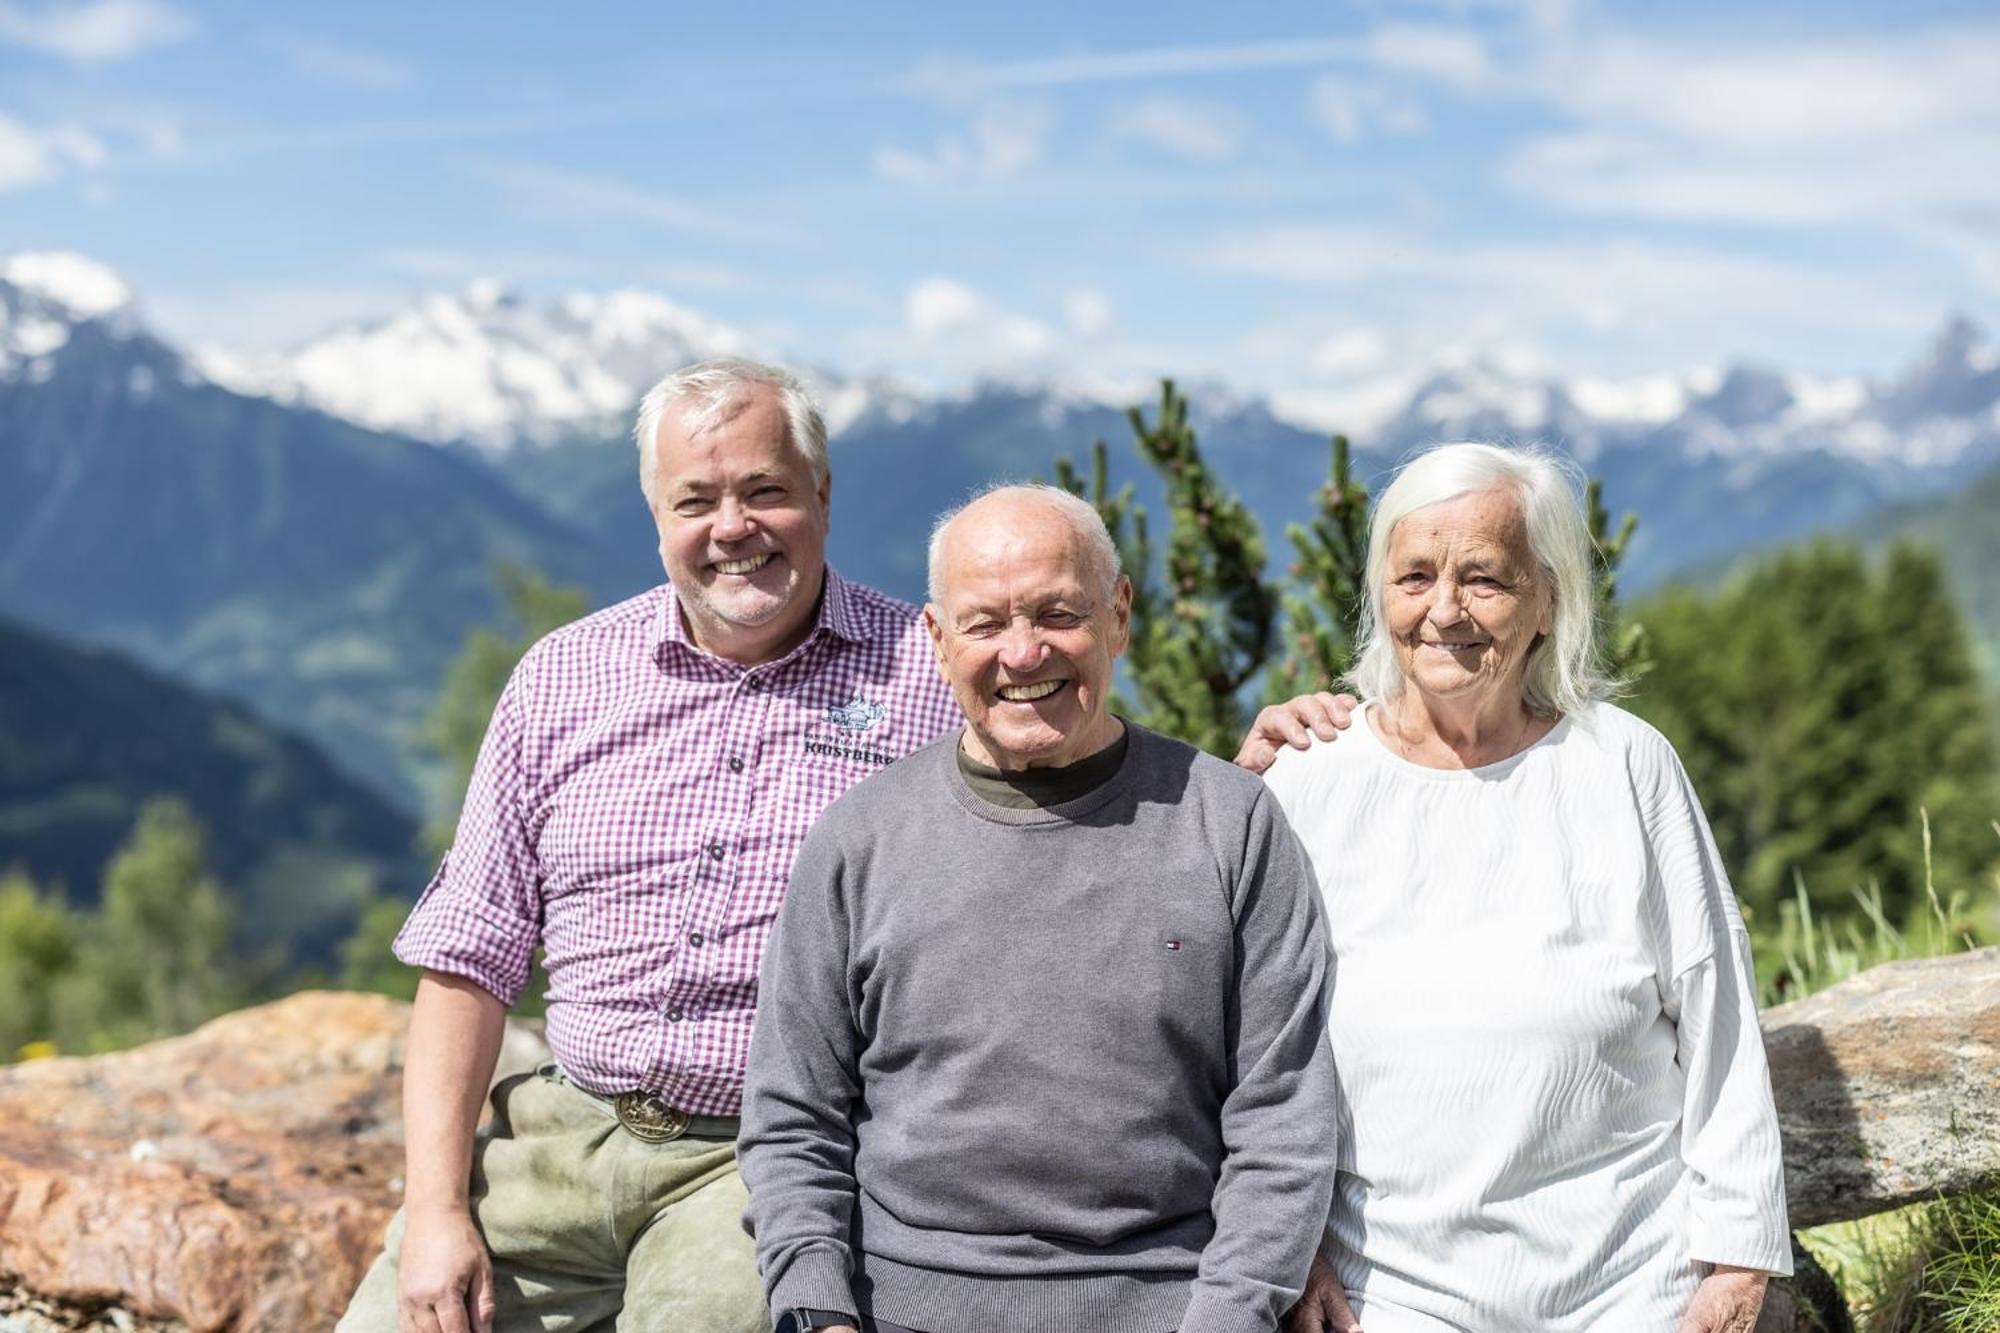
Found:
[739,484,1339,1333]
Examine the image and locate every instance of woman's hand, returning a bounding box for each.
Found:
[1285,1248,1363,1333]
[1677,1265,1768,1333]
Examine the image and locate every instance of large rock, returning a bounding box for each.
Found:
[1763,946,2000,1228]
[6,952,1998,1329]
[0,992,547,1333]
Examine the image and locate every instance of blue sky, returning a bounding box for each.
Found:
[4,0,1998,416]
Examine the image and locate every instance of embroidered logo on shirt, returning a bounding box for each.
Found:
[827,698,887,731]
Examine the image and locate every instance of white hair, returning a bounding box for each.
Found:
[926,483,1123,606]
[632,357,827,505]
[1346,442,1615,718]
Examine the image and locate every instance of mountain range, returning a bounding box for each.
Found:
[195,269,2000,596]
[5,251,1998,831]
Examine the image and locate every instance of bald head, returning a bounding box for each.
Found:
[927,484,1122,607]
[922,483,1132,771]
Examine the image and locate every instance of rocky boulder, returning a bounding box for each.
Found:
[0,992,546,1333]
[1764,946,2000,1228]
[4,950,1998,1330]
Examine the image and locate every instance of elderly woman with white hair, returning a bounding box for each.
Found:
[1261,443,1791,1333]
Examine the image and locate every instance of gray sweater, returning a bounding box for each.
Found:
[738,724,1338,1333]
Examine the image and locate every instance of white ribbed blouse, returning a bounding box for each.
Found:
[1262,701,1791,1333]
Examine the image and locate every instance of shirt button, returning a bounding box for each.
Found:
[707,842,724,861]
[727,756,744,773]
[665,1006,684,1023]
[689,930,705,947]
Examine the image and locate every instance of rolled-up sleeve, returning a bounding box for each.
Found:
[1641,734,1792,1276]
[393,658,542,1007]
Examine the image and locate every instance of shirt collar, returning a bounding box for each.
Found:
[652,564,868,668]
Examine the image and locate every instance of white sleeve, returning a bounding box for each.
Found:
[1664,934,1793,1274]
[1640,729,1793,1276]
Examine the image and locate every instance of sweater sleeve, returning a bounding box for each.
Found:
[737,822,865,1321]
[1179,788,1341,1333]
[1638,730,1793,1277]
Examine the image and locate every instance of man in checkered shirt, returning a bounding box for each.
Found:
[336,359,963,1333]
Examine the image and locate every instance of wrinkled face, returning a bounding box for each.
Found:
[648,387,830,664]
[1383,486,1552,706]
[924,499,1131,771]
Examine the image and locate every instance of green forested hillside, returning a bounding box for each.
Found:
[0,319,652,810]
[1863,458,2000,687]
[0,616,420,963]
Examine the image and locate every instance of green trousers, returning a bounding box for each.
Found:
[337,1066,770,1333]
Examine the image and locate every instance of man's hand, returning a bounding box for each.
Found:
[396,1205,495,1333]
[1285,1248,1362,1333]
[1234,692,1357,774]
[1677,1265,1768,1333]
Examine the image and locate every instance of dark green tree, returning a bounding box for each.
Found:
[1266,434,1372,700]
[1057,381,1644,754]
[1056,381,1275,755]
[1631,542,1996,924]
[1588,478,1651,683]
[0,869,79,1058]
[61,799,237,1050]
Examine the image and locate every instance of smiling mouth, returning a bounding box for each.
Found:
[996,679,1067,702]
[1421,640,1485,652]
[713,554,774,576]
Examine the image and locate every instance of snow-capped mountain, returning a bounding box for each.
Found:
[2,252,148,383]
[1347,319,1998,477]
[7,249,2000,811]
[198,279,754,452]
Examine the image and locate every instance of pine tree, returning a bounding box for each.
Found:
[1266,434,1371,701]
[1631,542,1996,924]
[63,799,237,1049]
[0,870,78,1059]
[1056,381,1274,755]
[1873,543,1999,903]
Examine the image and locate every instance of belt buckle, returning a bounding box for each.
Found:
[613,1091,691,1143]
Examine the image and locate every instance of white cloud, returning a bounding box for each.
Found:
[1066,288,1113,336]
[0,114,104,190]
[910,37,1364,92]
[1309,78,1428,143]
[1502,27,2000,231]
[272,34,415,91]
[463,159,795,246]
[875,102,1052,182]
[1198,222,1939,369]
[1366,24,1490,90]
[1108,97,1246,162]
[1309,328,1390,378]
[0,0,190,62]
[901,276,1053,364]
[906,277,984,337]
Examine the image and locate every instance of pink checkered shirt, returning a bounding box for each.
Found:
[394,567,961,1115]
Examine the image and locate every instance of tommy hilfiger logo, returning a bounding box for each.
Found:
[827,697,887,731]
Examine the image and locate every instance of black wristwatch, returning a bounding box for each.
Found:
[792,1310,858,1332]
